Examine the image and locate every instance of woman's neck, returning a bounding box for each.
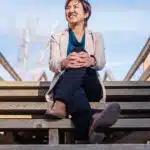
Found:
[69,22,85,36]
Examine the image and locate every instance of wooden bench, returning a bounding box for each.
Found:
[0,81,150,144]
[0,144,150,150]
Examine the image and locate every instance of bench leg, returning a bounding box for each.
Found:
[65,131,75,144]
[48,129,59,145]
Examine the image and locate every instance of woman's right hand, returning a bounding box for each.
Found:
[61,52,82,69]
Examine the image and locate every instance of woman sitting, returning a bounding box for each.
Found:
[45,0,120,143]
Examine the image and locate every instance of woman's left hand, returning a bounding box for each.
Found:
[78,52,95,67]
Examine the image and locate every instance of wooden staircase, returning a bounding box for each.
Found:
[0,81,149,149]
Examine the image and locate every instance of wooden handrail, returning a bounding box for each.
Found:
[0,76,4,81]
[0,52,22,81]
[124,37,150,81]
[103,69,116,81]
[139,65,150,81]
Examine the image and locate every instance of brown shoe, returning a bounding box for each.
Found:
[45,101,67,119]
[45,108,66,119]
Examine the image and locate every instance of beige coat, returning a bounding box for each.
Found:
[45,29,106,103]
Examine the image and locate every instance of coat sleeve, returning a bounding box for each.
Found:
[91,32,106,71]
[49,34,64,73]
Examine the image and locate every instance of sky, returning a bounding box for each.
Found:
[0,0,150,81]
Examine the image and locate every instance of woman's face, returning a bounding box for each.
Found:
[65,0,88,25]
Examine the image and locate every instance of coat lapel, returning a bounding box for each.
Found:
[85,29,94,55]
[60,29,69,58]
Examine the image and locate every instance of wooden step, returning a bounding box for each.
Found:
[0,102,149,112]
[0,118,149,130]
[0,144,149,150]
[0,81,149,102]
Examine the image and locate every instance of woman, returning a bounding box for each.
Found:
[45,0,120,143]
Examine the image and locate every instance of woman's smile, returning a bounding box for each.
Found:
[68,13,77,19]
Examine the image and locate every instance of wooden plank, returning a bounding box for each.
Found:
[114,131,150,143]
[0,115,32,119]
[0,77,4,81]
[139,65,150,81]
[0,52,22,81]
[104,81,150,87]
[0,119,149,129]
[0,119,73,129]
[0,81,150,88]
[124,37,150,81]
[105,89,150,96]
[0,89,40,97]
[0,102,150,111]
[0,81,41,87]
[0,144,149,150]
[0,88,149,98]
[112,119,150,129]
[48,129,59,144]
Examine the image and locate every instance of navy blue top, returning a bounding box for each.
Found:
[67,29,85,55]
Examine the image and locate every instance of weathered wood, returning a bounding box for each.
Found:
[114,131,150,143]
[124,37,150,81]
[103,69,116,81]
[0,119,149,130]
[0,52,22,81]
[0,81,149,101]
[0,81,150,88]
[48,129,59,145]
[0,144,149,150]
[0,77,4,81]
[0,119,73,129]
[0,102,150,112]
[0,88,149,97]
[139,65,150,81]
[0,81,41,87]
[0,115,32,119]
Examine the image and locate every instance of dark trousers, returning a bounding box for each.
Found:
[53,48,103,140]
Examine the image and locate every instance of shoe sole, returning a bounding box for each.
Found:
[94,103,120,128]
[89,103,120,135]
[45,112,66,119]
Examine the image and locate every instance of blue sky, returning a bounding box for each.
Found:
[0,0,150,81]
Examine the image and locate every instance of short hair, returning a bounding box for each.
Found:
[65,0,92,27]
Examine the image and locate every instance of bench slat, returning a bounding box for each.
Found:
[0,115,32,119]
[0,118,149,129]
[0,89,149,97]
[0,144,149,150]
[0,81,150,88]
[0,102,149,111]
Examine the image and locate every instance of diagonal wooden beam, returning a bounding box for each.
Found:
[38,72,48,81]
[103,69,116,81]
[139,65,150,81]
[144,54,150,81]
[0,76,4,81]
[0,52,22,81]
[124,37,150,81]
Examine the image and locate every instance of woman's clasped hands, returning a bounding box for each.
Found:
[61,51,95,69]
